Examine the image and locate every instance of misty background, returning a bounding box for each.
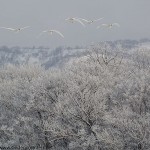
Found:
[0,0,150,48]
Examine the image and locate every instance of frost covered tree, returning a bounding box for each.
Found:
[0,44,150,150]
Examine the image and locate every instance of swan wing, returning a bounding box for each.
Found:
[112,23,120,27]
[97,24,108,29]
[65,18,70,21]
[20,26,30,30]
[52,30,64,38]
[77,18,89,23]
[36,31,47,38]
[73,18,85,27]
[93,17,104,22]
[101,24,108,27]
[0,27,16,31]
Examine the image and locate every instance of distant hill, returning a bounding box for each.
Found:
[0,39,149,68]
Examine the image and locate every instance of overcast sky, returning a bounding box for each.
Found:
[0,0,150,48]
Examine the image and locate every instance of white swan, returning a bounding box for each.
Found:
[78,17,103,24]
[65,17,85,27]
[97,23,120,29]
[38,29,64,38]
[0,26,30,32]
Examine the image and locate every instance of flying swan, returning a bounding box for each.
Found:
[0,26,30,32]
[65,17,85,27]
[37,29,64,38]
[78,17,104,24]
[97,23,120,29]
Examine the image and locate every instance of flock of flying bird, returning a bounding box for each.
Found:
[0,17,120,39]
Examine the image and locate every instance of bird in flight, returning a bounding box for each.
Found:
[78,17,104,24]
[97,23,120,29]
[65,17,85,27]
[37,29,64,38]
[0,26,30,33]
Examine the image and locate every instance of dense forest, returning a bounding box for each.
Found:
[0,41,150,149]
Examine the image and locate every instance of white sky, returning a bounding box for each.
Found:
[0,0,150,48]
